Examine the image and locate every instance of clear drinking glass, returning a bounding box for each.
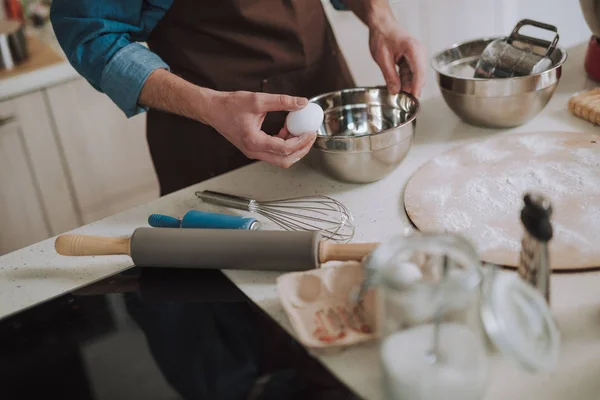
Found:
[367,232,489,400]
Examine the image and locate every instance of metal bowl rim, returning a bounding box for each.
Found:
[429,36,568,81]
[308,86,421,140]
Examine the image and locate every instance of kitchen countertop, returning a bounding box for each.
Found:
[0,42,599,399]
[0,60,78,101]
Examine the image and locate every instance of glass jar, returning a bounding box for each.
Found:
[357,231,560,400]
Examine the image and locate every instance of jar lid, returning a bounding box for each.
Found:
[481,270,560,372]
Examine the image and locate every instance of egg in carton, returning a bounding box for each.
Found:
[276,261,379,352]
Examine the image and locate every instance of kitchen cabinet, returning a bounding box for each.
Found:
[45,79,159,225]
[13,91,80,235]
[0,90,82,255]
[0,99,51,254]
[0,76,159,254]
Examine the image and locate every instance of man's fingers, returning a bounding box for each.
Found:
[404,43,426,97]
[398,57,414,94]
[262,131,315,155]
[276,126,292,140]
[255,93,309,112]
[250,134,316,168]
[287,135,317,164]
[376,49,402,95]
[245,130,316,156]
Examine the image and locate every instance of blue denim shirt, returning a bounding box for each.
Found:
[50,0,348,118]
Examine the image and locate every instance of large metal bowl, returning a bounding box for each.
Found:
[431,37,568,128]
[305,87,420,184]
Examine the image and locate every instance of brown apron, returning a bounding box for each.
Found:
[144,4,357,395]
[146,0,355,195]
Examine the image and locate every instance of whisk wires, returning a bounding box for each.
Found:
[256,195,355,243]
[195,190,356,243]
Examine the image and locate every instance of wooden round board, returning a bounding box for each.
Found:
[404,131,600,271]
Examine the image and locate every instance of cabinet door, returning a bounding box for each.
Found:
[45,79,159,224]
[0,101,50,255]
[12,91,81,235]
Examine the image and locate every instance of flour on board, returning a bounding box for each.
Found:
[516,132,562,154]
[569,147,600,167]
[425,185,453,207]
[406,131,600,266]
[466,141,512,162]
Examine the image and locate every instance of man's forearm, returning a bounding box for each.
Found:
[342,0,395,28]
[138,68,218,125]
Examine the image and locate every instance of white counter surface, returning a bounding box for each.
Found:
[1,42,599,400]
[0,61,79,101]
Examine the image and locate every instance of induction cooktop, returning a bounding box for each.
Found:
[0,267,360,400]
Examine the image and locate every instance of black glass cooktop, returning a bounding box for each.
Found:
[0,267,360,400]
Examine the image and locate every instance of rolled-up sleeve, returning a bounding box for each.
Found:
[50,0,173,117]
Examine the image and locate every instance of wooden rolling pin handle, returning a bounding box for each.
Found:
[318,241,379,264]
[55,234,131,257]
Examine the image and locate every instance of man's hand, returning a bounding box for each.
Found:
[342,0,427,98]
[139,69,316,168]
[368,19,426,98]
[205,91,317,168]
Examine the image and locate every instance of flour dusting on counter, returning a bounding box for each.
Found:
[433,153,461,167]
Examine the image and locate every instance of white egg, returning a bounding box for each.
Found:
[285,103,324,136]
[387,262,423,287]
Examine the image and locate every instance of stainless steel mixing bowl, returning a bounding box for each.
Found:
[306,87,420,184]
[431,37,568,128]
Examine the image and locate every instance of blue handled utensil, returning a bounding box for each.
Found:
[147,214,181,228]
[148,210,261,230]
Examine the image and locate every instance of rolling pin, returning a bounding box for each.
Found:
[55,228,379,272]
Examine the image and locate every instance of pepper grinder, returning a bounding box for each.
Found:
[518,192,553,304]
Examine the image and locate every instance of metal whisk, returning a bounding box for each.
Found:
[195,190,355,243]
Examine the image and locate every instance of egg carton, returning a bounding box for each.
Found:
[276,261,378,351]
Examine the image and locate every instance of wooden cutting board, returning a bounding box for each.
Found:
[404,131,600,271]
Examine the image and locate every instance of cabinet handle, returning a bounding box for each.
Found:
[0,115,15,126]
